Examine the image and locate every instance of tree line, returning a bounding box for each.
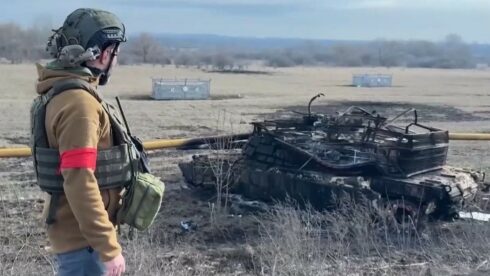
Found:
[0,23,50,63]
[0,22,485,69]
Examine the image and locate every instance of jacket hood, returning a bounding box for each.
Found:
[36,61,99,95]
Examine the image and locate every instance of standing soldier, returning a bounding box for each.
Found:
[31,8,127,276]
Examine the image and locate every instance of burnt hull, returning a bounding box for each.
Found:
[179,101,486,226]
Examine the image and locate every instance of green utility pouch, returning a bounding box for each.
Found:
[118,172,165,231]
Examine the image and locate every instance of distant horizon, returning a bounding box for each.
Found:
[143,32,490,45]
[0,20,485,44]
[1,19,487,46]
[2,1,490,44]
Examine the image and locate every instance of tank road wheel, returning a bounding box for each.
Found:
[383,199,428,233]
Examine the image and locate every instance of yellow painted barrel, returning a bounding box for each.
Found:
[1,132,489,158]
[448,133,490,141]
[0,147,32,158]
[0,133,250,158]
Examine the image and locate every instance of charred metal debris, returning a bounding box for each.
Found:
[179,94,488,226]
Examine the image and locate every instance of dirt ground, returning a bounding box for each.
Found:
[1,64,490,275]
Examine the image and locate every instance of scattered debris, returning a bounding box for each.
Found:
[228,194,269,214]
[180,220,197,232]
[459,212,490,222]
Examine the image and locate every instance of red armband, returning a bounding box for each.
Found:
[60,148,97,171]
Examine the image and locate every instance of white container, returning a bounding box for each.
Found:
[151,78,211,100]
[352,74,392,87]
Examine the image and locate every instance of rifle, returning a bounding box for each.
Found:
[115,96,151,173]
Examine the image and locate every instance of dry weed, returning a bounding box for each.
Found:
[0,183,55,276]
[252,201,490,276]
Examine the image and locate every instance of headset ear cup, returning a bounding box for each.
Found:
[91,47,101,59]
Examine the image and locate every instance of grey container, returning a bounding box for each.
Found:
[352,74,392,87]
[151,78,211,100]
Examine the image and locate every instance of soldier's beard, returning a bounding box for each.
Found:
[85,66,110,86]
[99,50,117,86]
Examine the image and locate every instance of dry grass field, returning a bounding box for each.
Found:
[1,64,490,275]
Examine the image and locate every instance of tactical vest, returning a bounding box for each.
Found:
[30,78,138,224]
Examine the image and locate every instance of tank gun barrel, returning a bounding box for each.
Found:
[1,132,490,158]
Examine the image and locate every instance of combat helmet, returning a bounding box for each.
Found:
[46,8,127,68]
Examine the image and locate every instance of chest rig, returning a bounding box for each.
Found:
[30,78,139,224]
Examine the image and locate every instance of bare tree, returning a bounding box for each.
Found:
[0,23,50,63]
[125,32,168,64]
[439,34,473,68]
[212,53,234,70]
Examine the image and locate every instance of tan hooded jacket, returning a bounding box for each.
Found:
[36,62,121,262]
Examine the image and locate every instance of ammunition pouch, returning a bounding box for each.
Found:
[117,172,165,231]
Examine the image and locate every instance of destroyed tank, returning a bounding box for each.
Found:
[179,94,487,227]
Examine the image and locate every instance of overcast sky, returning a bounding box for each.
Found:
[2,0,490,43]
